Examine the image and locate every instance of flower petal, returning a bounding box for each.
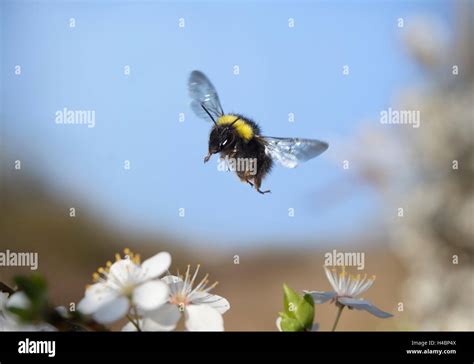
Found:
[184,304,224,331]
[92,296,130,323]
[141,252,172,280]
[304,290,336,304]
[108,259,138,285]
[143,303,181,331]
[77,283,116,315]
[133,280,169,311]
[338,297,393,318]
[6,292,31,310]
[161,275,184,295]
[121,319,166,332]
[275,317,282,331]
[190,292,230,314]
[121,321,138,331]
[55,306,69,318]
[0,292,10,309]
[161,275,182,284]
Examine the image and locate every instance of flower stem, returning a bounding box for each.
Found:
[331,305,344,331]
[126,314,141,331]
[127,306,141,332]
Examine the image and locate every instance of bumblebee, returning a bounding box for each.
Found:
[188,70,328,194]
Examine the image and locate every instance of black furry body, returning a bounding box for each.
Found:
[205,115,273,194]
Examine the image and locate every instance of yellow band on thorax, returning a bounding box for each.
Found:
[217,114,254,141]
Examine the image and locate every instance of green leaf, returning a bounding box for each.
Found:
[303,293,314,306]
[299,294,315,330]
[282,284,300,318]
[11,275,49,322]
[8,307,33,322]
[13,275,48,304]
[281,284,315,331]
[280,317,304,332]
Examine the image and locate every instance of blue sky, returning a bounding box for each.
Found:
[1,0,452,248]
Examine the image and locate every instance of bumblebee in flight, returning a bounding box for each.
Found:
[188,70,328,194]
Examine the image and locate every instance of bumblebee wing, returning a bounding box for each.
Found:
[261,136,328,168]
[188,70,224,122]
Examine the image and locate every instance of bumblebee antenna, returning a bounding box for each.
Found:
[201,104,217,125]
[230,116,240,126]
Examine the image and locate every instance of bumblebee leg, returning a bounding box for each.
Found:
[254,178,271,194]
[246,180,254,187]
[203,153,212,163]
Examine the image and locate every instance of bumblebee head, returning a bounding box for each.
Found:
[208,125,236,154]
